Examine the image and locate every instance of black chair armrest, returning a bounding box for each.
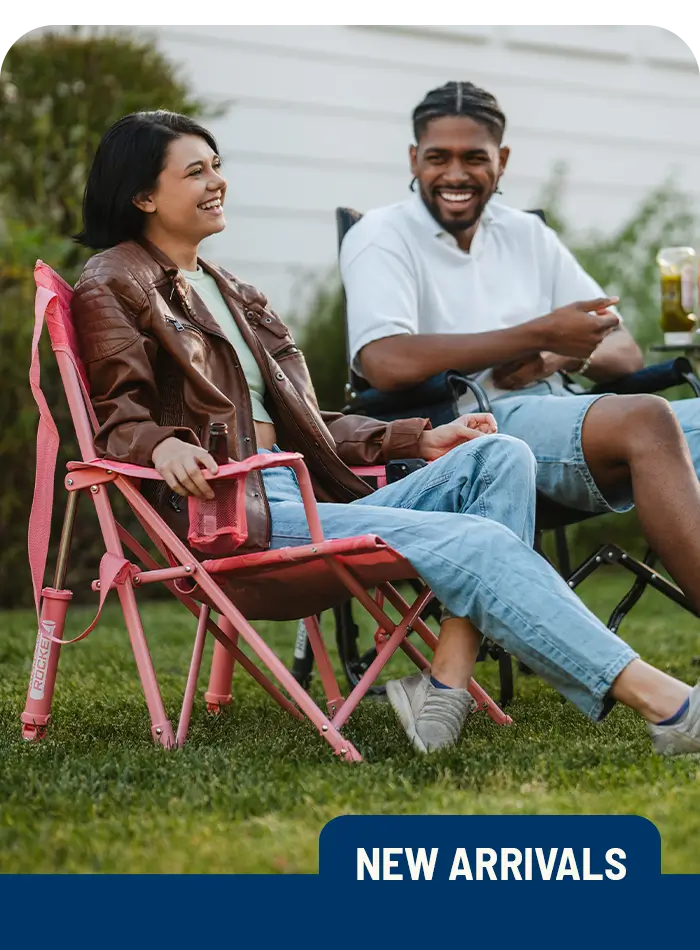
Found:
[449,373,492,413]
[588,358,700,397]
[345,371,491,424]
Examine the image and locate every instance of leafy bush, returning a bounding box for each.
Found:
[0,29,220,607]
[537,163,699,356]
[292,277,350,412]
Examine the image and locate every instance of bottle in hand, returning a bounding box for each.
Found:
[208,421,229,465]
[187,421,241,553]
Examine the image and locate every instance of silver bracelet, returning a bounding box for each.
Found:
[578,341,601,376]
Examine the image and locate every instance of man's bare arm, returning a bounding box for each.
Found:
[360,298,620,391]
[361,325,544,390]
[583,325,644,382]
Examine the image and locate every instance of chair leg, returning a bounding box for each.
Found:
[115,527,300,722]
[498,650,514,708]
[468,678,513,726]
[21,489,79,741]
[193,587,363,761]
[553,525,572,578]
[20,587,73,740]
[334,599,386,698]
[117,580,175,748]
[176,605,210,747]
[204,616,238,713]
[291,618,316,689]
[302,615,345,716]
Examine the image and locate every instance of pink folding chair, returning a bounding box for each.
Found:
[21,262,511,763]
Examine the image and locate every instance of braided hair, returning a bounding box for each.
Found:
[412,81,506,144]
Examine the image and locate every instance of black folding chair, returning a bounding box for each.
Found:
[326,205,700,705]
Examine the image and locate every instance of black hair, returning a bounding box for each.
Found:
[412,81,506,144]
[75,110,219,249]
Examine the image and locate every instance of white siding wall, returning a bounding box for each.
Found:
[29,24,700,319]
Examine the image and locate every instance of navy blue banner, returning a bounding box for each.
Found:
[0,815,697,947]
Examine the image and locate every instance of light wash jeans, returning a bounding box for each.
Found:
[261,435,638,721]
[472,377,700,514]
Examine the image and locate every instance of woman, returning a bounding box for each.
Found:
[72,111,699,756]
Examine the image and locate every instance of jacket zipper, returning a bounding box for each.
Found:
[166,316,205,338]
[274,343,300,360]
[168,276,230,344]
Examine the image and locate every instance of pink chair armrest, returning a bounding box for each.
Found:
[350,465,388,478]
[350,464,389,488]
[66,452,305,481]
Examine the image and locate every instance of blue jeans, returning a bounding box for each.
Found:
[473,377,700,513]
[261,436,638,721]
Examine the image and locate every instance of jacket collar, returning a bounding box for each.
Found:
[131,238,270,336]
[199,259,269,315]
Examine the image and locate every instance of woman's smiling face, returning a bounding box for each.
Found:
[134,133,227,244]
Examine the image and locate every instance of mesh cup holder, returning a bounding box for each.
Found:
[187,475,249,555]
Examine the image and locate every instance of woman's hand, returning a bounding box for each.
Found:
[151,437,219,499]
[418,413,498,461]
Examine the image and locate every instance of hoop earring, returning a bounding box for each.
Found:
[409,177,417,192]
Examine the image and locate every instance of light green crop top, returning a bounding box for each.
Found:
[180,267,273,425]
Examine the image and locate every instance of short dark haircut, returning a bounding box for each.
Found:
[412,81,506,144]
[75,110,219,249]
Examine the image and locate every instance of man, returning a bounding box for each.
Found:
[340,80,700,616]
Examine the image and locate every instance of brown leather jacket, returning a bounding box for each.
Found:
[71,239,430,550]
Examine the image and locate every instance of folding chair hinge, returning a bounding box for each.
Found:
[373,628,392,652]
[91,561,139,593]
[65,469,117,492]
[326,697,345,718]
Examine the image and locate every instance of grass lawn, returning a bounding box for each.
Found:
[1,568,699,874]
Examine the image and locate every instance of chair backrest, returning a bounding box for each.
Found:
[334,209,367,394]
[335,207,364,252]
[33,260,98,460]
[34,262,87,389]
[29,261,102,614]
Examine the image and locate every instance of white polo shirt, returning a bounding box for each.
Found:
[339,192,617,409]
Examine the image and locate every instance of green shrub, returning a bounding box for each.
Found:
[0,29,221,607]
[538,164,699,357]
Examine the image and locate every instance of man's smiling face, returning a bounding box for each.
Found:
[410,115,509,234]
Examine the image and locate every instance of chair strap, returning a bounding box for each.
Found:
[28,286,61,620]
[42,553,135,645]
[28,286,120,644]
